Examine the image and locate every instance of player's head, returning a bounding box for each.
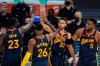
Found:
[48,8,55,17]
[74,11,82,19]
[35,24,44,35]
[2,2,8,11]
[58,17,67,30]
[24,14,31,23]
[65,0,73,6]
[86,18,97,31]
[8,17,19,28]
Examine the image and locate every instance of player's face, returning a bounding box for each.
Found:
[58,20,66,30]
[86,20,95,31]
[25,18,31,23]
[2,3,8,11]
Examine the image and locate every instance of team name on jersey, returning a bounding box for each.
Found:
[54,37,65,48]
[9,34,17,38]
[81,38,94,45]
[36,42,48,48]
[54,37,62,43]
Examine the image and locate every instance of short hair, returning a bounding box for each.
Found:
[59,17,67,22]
[8,17,18,28]
[2,2,7,4]
[25,14,31,18]
[88,18,97,25]
[35,24,43,30]
[48,8,55,13]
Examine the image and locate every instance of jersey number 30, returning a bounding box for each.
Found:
[38,48,48,58]
[8,40,19,49]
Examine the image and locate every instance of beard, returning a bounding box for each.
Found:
[86,28,92,32]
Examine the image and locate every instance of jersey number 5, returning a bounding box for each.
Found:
[90,43,94,49]
[8,40,19,49]
[38,48,48,58]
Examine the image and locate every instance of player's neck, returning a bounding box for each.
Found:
[58,28,65,34]
[9,26,16,30]
[36,35,44,39]
[86,29,94,34]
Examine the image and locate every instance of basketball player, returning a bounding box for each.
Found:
[50,17,76,66]
[0,7,35,66]
[65,18,100,66]
[21,6,58,66]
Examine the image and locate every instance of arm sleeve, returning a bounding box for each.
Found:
[21,52,31,66]
[65,38,75,45]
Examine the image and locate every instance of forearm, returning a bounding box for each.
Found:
[68,45,76,61]
[46,22,58,33]
[20,14,34,33]
[65,38,75,45]
[0,37,3,46]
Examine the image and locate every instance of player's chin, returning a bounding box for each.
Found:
[58,27,63,30]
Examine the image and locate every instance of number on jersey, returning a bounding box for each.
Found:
[8,40,19,49]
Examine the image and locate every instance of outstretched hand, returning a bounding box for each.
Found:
[40,5,48,23]
[32,5,37,14]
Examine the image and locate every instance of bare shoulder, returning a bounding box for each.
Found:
[75,28,84,35]
[67,32,71,39]
[76,28,84,33]
[29,38,36,46]
[96,30,100,38]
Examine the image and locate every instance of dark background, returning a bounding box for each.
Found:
[73,0,100,9]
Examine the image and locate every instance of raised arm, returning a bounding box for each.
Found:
[0,32,4,46]
[19,6,36,34]
[40,5,58,41]
[0,28,6,46]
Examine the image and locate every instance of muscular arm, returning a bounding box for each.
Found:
[21,38,35,66]
[66,33,77,66]
[65,28,82,44]
[40,6,57,41]
[97,31,100,46]
[46,21,58,40]
[0,36,3,46]
[43,24,53,33]
[20,6,36,34]
[0,28,6,46]
[19,14,34,34]
[67,33,76,62]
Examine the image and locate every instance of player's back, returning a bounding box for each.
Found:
[32,36,49,66]
[3,28,23,54]
[80,29,98,59]
[1,28,23,66]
